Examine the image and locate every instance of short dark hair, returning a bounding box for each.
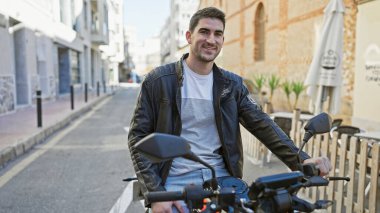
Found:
[189,7,226,32]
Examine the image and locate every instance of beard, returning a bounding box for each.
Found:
[192,45,221,63]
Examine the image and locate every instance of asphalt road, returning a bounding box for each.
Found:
[0,86,145,213]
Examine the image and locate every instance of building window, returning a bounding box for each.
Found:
[60,0,68,24]
[0,13,6,28]
[84,1,88,29]
[91,1,99,33]
[71,50,81,84]
[71,0,76,30]
[103,3,108,36]
[254,3,265,61]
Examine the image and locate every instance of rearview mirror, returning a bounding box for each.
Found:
[134,133,191,163]
[304,112,332,135]
[134,133,219,190]
[299,112,332,155]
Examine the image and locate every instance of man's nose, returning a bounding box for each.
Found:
[206,34,216,44]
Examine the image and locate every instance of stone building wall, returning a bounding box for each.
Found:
[341,0,358,119]
[0,77,15,114]
[199,0,358,123]
[0,22,16,114]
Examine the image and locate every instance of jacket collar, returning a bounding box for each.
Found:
[176,53,228,106]
[175,54,185,87]
[176,53,227,85]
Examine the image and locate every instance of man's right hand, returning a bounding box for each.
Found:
[151,201,185,213]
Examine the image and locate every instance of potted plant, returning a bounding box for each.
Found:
[268,74,281,103]
[281,80,293,111]
[253,75,266,105]
[291,81,306,109]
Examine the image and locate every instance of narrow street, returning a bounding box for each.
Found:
[1,1,379,212]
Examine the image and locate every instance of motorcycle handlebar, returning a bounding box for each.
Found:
[144,173,344,212]
[147,188,214,203]
[146,191,184,203]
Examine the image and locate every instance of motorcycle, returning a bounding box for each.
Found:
[131,113,350,212]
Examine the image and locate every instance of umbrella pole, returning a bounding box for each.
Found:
[316,86,328,114]
[320,86,334,113]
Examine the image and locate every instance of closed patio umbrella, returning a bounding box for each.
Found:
[304,0,345,115]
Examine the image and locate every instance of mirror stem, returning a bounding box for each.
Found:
[302,131,313,145]
[297,131,313,162]
[298,131,313,154]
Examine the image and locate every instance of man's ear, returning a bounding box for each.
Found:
[186,31,192,44]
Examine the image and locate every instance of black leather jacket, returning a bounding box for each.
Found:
[128,54,310,205]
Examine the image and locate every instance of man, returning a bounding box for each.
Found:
[128,7,331,213]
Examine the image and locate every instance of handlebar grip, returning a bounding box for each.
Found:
[146,191,184,203]
[302,163,320,176]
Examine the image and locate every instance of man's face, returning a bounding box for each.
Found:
[186,18,224,63]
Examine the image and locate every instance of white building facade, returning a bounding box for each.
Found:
[125,26,161,76]
[0,0,122,115]
[99,0,125,85]
[161,0,199,64]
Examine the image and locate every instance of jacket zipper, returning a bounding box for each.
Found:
[214,82,233,176]
[162,75,182,185]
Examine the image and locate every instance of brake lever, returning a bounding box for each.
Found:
[291,195,316,212]
[328,176,350,182]
[314,200,334,209]
[123,177,138,182]
[303,176,329,187]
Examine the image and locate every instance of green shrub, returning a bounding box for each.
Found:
[282,80,293,110]
[268,75,281,102]
[291,81,306,109]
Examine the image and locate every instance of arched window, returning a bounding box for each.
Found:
[254,3,265,61]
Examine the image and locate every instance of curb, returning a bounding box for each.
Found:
[0,94,112,169]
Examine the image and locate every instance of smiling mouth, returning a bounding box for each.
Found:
[203,46,217,52]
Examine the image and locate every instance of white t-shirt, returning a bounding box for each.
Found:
[168,60,227,176]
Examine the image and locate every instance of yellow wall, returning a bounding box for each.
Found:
[353,0,380,131]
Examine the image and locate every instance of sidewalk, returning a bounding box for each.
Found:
[0,89,114,169]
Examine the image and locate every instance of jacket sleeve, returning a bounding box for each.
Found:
[128,80,166,206]
[237,82,310,171]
